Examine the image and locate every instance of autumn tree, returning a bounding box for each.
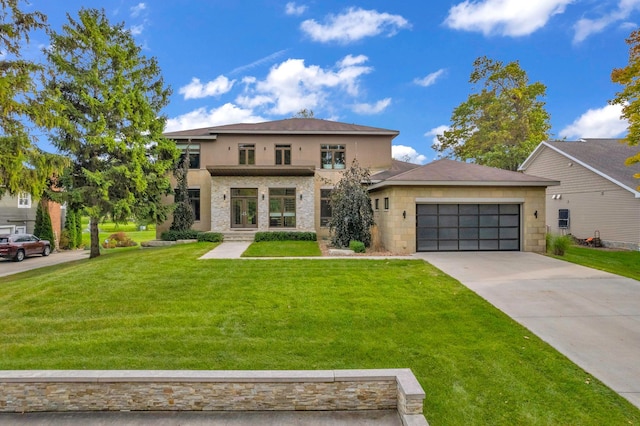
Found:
[611,29,640,186]
[329,159,375,248]
[0,0,66,198]
[436,56,551,171]
[40,8,178,258]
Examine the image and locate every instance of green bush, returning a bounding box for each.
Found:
[548,234,573,256]
[254,232,317,242]
[160,229,200,241]
[102,232,137,249]
[59,229,72,250]
[349,240,366,253]
[197,232,224,242]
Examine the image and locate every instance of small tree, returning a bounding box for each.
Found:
[34,197,55,250]
[74,210,83,248]
[63,209,77,249]
[329,159,375,248]
[170,146,194,231]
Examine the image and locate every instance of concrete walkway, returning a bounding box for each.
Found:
[199,241,253,259]
[0,250,89,278]
[415,251,640,410]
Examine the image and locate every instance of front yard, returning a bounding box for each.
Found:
[1,243,638,425]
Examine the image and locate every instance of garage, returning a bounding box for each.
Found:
[416,203,520,251]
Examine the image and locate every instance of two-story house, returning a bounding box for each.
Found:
[161,117,557,253]
[0,193,63,243]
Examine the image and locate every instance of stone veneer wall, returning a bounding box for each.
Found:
[0,369,427,425]
[210,176,315,232]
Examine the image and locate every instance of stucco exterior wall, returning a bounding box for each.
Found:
[371,186,547,254]
[524,148,640,250]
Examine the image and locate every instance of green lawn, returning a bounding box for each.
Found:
[1,243,638,425]
[551,245,640,281]
[242,241,322,257]
[78,217,157,249]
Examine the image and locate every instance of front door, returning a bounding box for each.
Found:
[231,188,258,228]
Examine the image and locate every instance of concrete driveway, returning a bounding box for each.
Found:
[0,250,89,278]
[415,251,640,409]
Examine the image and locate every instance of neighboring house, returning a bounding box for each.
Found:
[161,118,558,253]
[0,193,63,244]
[519,139,640,251]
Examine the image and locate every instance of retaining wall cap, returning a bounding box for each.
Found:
[396,369,426,398]
[402,414,430,426]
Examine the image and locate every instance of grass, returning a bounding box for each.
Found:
[78,217,157,251]
[241,241,322,257]
[550,245,640,281]
[1,244,638,425]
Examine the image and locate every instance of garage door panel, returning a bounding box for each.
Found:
[416,203,520,252]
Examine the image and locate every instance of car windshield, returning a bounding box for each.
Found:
[0,237,9,243]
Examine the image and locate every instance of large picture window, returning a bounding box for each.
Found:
[320,144,345,169]
[275,144,291,165]
[320,189,332,227]
[269,188,296,228]
[176,143,200,169]
[239,144,255,165]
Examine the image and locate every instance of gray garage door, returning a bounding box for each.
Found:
[416,204,520,251]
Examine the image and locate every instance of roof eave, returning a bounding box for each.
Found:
[369,180,559,191]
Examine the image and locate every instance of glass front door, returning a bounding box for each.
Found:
[231,188,258,228]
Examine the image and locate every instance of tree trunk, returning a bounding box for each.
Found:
[89,216,101,259]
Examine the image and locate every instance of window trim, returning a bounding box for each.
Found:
[320,144,346,169]
[18,193,31,209]
[239,144,256,165]
[176,143,201,169]
[320,188,333,227]
[275,144,292,165]
[384,197,389,210]
[269,187,296,228]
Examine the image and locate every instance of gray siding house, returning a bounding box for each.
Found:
[0,193,36,234]
[520,139,640,250]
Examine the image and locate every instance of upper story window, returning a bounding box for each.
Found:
[176,143,200,169]
[18,193,31,209]
[239,144,255,165]
[320,144,345,169]
[275,144,291,165]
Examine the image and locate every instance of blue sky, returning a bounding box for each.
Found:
[27,0,637,163]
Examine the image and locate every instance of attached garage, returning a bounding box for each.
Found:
[369,159,559,254]
[416,203,520,251]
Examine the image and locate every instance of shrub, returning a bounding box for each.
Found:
[34,198,55,251]
[160,229,200,241]
[102,232,137,249]
[59,229,72,250]
[548,234,573,256]
[63,210,77,249]
[197,232,224,242]
[349,240,366,253]
[254,232,317,242]
[74,211,83,248]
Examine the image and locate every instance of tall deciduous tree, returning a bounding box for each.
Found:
[41,8,178,258]
[435,56,551,171]
[611,29,640,185]
[0,0,65,198]
[329,159,375,248]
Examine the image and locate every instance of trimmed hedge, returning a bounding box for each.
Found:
[160,229,201,241]
[254,231,317,242]
[349,240,366,253]
[197,232,224,243]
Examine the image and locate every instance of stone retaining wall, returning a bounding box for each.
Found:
[0,369,427,425]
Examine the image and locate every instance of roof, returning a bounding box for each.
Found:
[164,118,399,139]
[519,139,640,197]
[371,159,421,182]
[369,159,558,190]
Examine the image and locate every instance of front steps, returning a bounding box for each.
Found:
[222,231,257,242]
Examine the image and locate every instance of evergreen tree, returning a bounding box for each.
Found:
[63,209,77,249]
[75,210,83,248]
[329,159,375,248]
[170,147,194,231]
[33,198,55,250]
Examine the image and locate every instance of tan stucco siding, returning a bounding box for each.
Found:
[371,186,547,254]
[525,148,640,249]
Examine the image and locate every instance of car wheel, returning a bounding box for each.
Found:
[14,250,25,262]
[42,245,51,256]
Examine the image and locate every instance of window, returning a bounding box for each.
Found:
[275,144,291,165]
[18,193,31,209]
[189,189,201,221]
[239,144,255,165]
[176,143,200,169]
[320,144,345,169]
[558,209,569,229]
[374,198,379,210]
[384,197,389,210]
[320,189,333,227]
[269,188,296,228]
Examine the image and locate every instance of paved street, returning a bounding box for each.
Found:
[0,250,89,278]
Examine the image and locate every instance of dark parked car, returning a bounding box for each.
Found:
[0,234,51,262]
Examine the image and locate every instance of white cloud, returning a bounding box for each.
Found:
[425,125,450,149]
[285,2,307,16]
[230,49,289,75]
[573,0,640,43]
[444,0,573,37]
[178,76,235,100]
[130,3,146,18]
[559,104,628,139]
[300,7,410,43]
[165,104,266,132]
[241,55,373,115]
[129,24,144,36]
[392,145,428,164]
[352,98,391,114]
[414,69,446,87]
